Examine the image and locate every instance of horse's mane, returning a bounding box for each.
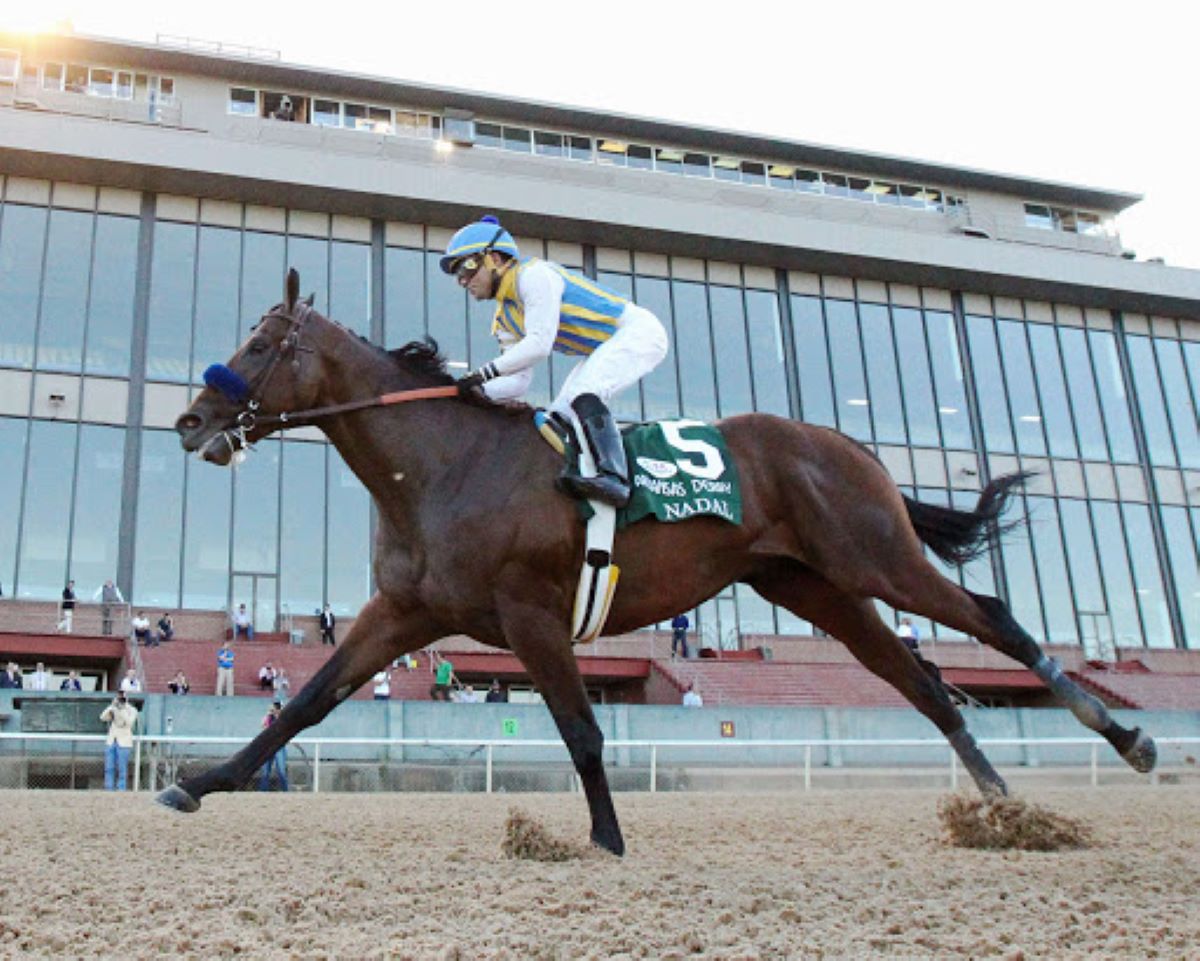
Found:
[386,337,531,416]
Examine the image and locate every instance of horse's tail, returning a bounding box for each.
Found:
[903,471,1032,566]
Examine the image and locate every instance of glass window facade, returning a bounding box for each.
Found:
[2,187,1199,654]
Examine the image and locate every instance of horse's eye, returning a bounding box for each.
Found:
[250,341,269,355]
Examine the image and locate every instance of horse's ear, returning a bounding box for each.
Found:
[304,293,315,307]
[285,268,300,311]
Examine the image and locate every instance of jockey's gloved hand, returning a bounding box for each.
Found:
[456,362,498,396]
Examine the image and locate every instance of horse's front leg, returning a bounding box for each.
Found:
[157,593,438,811]
[497,590,625,856]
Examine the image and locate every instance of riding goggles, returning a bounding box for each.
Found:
[453,226,508,280]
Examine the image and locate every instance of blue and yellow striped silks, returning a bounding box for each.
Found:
[491,259,628,357]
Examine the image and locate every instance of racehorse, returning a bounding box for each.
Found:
[159,269,1157,855]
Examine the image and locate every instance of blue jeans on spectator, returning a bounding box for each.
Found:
[259,749,288,791]
[235,623,254,640]
[104,742,130,790]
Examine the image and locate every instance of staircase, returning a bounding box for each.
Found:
[1071,668,1200,711]
[140,639,438,700]
[654,660,911,708]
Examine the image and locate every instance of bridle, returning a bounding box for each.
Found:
[199,300,456,463]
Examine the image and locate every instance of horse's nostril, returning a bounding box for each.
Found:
[176,412,203,434]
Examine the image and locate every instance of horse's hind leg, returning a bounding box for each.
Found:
[497,592,624,856]
[746,562,1007,798]
[157,593,438,811]
[877,555,1156,775]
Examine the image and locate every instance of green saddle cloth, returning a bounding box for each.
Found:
[617,420,742,529]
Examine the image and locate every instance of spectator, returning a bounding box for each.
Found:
[167,670,190,695]
[100,691,138,791]
[60,670,82,692]
[670,613,691,659]
[394,654,417,671]
[0,662,22,689]
[232,603,254,640]
[485,679,508,703]
[459,684,479,704]
[28,662,52,691]
[258,701,288,792]
[258,662,276,691]
[270,95,295,122]
[57,580,77,633]
[119,669,142,693]
[156,612,175,645]
[215,642,235,696]
[430,654,454,701]
[272,668,290,704]
[131,611,152,647]
[93,579,125,636]
[319,603,336,646]
[372,668,391,701]
[897,617,920,655]
[682,682,703,708]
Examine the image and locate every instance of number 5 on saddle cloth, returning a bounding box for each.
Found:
[535,412,743,643]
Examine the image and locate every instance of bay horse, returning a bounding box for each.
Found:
[159,270,1157,855]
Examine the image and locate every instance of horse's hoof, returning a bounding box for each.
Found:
[1122,728,1157,774]
[979,776,1009,801]
[156,783,201,813]
[591,829,625,858]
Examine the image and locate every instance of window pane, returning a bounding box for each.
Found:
[0,203,47,368]
[85,215,138,377]
[147,221,196,382]
[327,452,371,615]
[892,307,939,447]
[597,271,640,421]
[790,294,835,426]
[17,420,77,599]
[634,276,679,421]
[502,126,532,152]
[474,122,502,149]
[1161,506,1200,648]
[671,280,717,421]
[69,425,125,599]
[534,131,563,157]
[229,88,257,115]
[1058,499,1105,652]
[965,315,1014,452]
[36,209,92,373]
[1122,503,1173,647]
[280,440,326,615]
[1090,500,1145,648]
[952,489,997,596]
[709,285,754,416]
[859,303,905,443]
[1027,323,1077,458]
[1088,330,1138,463]
[1125,335,1176,465]
[384,245,425,348]
[998,505,1048,642]
[745,289,789,416]
[996,319,1046,456]
[1027,497,1075,644]
[1058,327,1109,460]
[1154,339,1200,469]
[232,437,280,575]
[331,241,371,336]
[425,250,468,364]
[923,311,971,449]
[0,418,28,593]
[191,226,241,382]
[182,456,232,610]
[133,430,184,610]
[240,231,286,340]
[824,299,871,440]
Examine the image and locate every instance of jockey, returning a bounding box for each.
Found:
[441,215,669,508]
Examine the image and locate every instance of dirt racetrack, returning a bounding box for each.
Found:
[0,785,1196,959]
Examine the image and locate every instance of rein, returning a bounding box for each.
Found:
[200,301,457,462]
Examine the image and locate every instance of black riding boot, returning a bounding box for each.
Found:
[557,393,631,508]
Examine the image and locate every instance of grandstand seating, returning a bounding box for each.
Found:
[653,660,911,708]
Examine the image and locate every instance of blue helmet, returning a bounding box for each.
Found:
[439,215,519,274]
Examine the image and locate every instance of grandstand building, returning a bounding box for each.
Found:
[2,27,1199,670]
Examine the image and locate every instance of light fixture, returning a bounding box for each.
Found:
[768,164,796,178]
[446,360,469,370]
[938,406,959,415]
[656,148,684,162]
[598,140,628,154]
[864,182,895,195]
[713,156,740,169]
[847,398,869,407]
[1018,414,1042,423]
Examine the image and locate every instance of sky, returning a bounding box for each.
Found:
[6,1,1197,268]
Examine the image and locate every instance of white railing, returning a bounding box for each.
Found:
[2,733,1196,794]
